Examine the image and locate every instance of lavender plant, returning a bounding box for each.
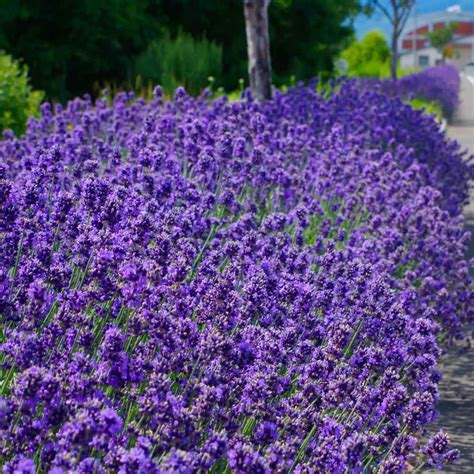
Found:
[377,65,461,119]
[0,80,472,473]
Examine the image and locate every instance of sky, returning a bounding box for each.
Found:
[354,0,474,38]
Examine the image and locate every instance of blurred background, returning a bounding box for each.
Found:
[0,0,473,135]
[0,0,365,102]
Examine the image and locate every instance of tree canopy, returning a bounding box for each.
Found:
[0,0,159,101]
[341,31,391,77]
[0,0,365,100]
[425,22,458,58]
[157,0,364,89]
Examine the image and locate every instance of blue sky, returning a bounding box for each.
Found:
[354,0,474,38]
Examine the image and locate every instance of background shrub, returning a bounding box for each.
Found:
[380,65,460,118]
[0,52,42,136]
[340,31,391,77]
[134,32,223,96]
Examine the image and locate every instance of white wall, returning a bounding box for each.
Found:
[400,47,443,70]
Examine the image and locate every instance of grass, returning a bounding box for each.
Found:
[405,97,444,122]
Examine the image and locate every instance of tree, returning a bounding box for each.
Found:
[155,0,365,90]
[341,31,390,77]
[268,0,364,83]
[0,0,159,101]
[243,0,272,101]
[368,1,415,80]
[425,22,458,62]
[0,0,367,100]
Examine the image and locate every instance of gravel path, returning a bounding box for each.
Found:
[425,71,474,473]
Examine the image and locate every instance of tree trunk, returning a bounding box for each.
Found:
[243,0,272,101]
[391,33,399,81]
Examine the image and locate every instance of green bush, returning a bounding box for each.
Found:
[340,31,391,78]
[134,32,223,96]
[0,52,43,136]
[339,31,419,79]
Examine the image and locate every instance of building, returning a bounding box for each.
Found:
[399,10,474,70]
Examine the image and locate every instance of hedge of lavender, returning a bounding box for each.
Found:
[0,81,473,473]
[379,65,461,119]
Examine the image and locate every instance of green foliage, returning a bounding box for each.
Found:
[155,0,364,90]
[425,22,458,57]
[0,0,159,101]
[406,97,443,121]
[0,0,365,100]
[269,0,363,84]
[152,0,247,92]
[214,78,245,103]
[341,31,390,77]
[379,63,418,79]
[339,31,417,79]
[134,32,223,96]
[0,52,43,136]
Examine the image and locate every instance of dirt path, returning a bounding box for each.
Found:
[425,72,474,473]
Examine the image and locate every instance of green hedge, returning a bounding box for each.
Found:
[0,52,43,136]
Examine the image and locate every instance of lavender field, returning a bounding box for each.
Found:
[377,65,461,119]
[0,72,473,473]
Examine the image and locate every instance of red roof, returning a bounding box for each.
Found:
[402,21,474,51]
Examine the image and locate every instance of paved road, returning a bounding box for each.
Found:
[426,71,474,473]
[451,72,474,266]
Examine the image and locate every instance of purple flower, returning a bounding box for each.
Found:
[0,78,471,471]
[423,430,460,469]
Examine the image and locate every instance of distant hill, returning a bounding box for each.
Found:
[355,0,474,39]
